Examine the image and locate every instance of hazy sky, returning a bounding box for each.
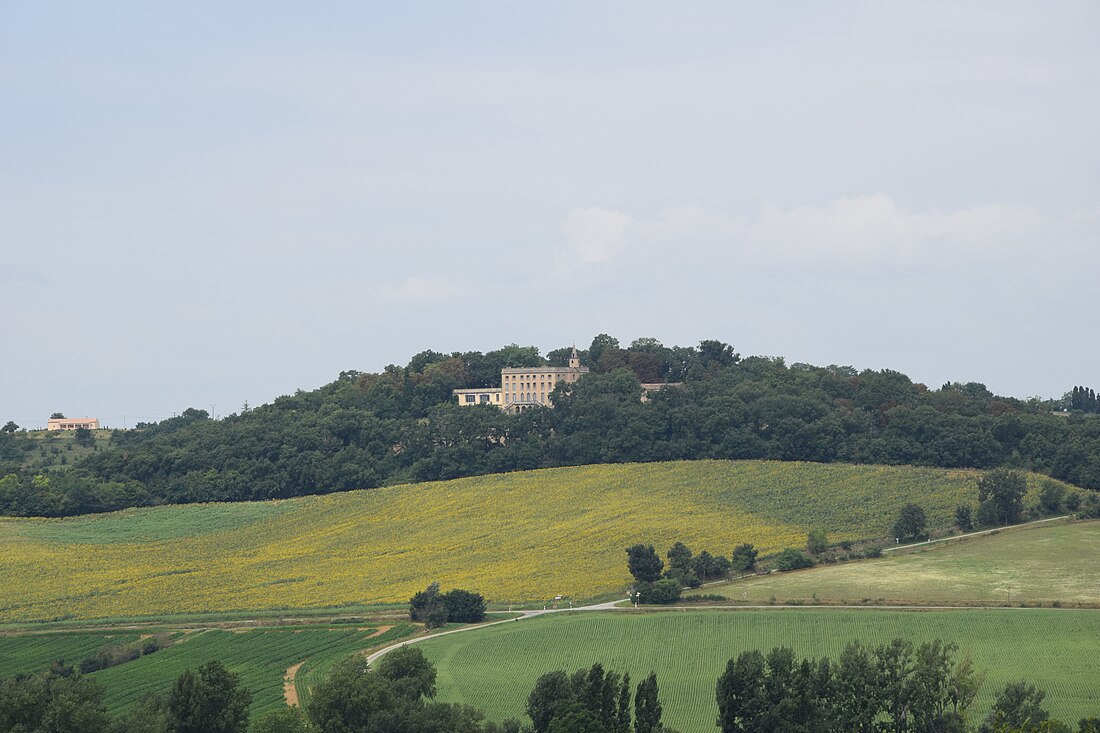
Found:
[2,2,1098,428]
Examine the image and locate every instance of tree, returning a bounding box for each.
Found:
[626,545,664,583]
[409,582,449,628]
[984,681,1049,732]
[955,504,974,531]
[667,542,693,572]
[634,673,662,733]
[1039,482,1065,514]
[977,469,1028,526]
[892,503,927,540]
[716,650,766,733]
[692,552,730,583]
[307,655,396,733]
[51,412,66,419]
[0,668,111,733]
[375,645,437,701]
[807,529,828,555]
[75,426,95,448]
[167,660,252,733]
[1,421,17,433]
[731,544,758,577]
[443,589,486,623]
[527,671,573,733]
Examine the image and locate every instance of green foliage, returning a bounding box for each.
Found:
[410,583,486,627]
[250,706,313,733]
[956,504,974,531]
[773,548,814,571]
[6,337,1100,519]
[731,543,758,576]
[444,589,487,623]
[716,638,983,733]
[634,672,662,733]
[0,667,111,733]
[167,660,251,733]
[1040,482,1066,514]
[807,528,828,554]
[636,579,682,605]
[985,681,1050,732]
[375,646,437,701]
[526,663,632,733]
[979,470,1029,526]
[893,502,928,540]
[626,545,664,583]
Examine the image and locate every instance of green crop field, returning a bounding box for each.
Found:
[1,625,414,719]
[417,610,1100,731]
[97,625,411,719]
[687,520,1100,605]
[0,460,1082,622]
[0,631,143,675]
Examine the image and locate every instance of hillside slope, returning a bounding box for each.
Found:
[686,519,1100,605]
[0,460,1079,622]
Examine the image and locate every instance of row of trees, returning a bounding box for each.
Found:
[3,336,1100,517]
[717,639,1098,733]
[626,542,760,604]
[526,664,670,733]
[1069,387,1098,413]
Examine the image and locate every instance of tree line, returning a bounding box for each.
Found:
[3,641,1096,733]
[3,335,1099,517]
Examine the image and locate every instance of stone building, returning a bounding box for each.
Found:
[453,346,590,413]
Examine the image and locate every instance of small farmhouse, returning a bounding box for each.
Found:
[46,417,100,431]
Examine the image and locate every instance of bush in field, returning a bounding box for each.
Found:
[637,579,683,604]
[773,548,814,572]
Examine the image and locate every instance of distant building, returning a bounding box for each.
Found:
[454,347,590,413]
[47,417,100,431]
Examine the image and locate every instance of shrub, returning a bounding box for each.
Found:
[637,579,683,604]
[773,548,814,572]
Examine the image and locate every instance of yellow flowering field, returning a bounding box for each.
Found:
[0,460,1076,622]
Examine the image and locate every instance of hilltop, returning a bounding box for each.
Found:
[2,336,1098,518]
[0,460,1080,623]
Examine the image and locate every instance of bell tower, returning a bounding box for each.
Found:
[569,344,581,369]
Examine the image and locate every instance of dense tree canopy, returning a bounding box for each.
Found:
[2,337,1098,517]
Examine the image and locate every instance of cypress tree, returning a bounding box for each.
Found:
[635,672,662,733]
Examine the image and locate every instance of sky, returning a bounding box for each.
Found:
[2,2,1098,428]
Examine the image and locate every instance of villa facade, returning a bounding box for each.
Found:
[453,347,590,413]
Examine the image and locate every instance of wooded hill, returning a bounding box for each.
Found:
[1,335,1097,516]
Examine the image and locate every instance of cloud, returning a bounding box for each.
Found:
[377,276,467,305]
[558,206,633,269]
[561,194,1051,279]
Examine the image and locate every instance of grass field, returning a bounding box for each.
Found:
[686,520,1100,606]
[417,610,1100,731]
[0,624,415,719]
[0,461,1081,622]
